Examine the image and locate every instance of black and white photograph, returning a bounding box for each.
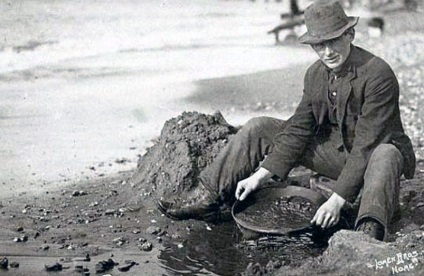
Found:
[1,0,423,275]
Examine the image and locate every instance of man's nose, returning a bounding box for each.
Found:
[324,45,334,56]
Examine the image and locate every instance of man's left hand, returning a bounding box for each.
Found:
[311,192,346,229]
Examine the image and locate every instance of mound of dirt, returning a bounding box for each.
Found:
[130,111,237,199]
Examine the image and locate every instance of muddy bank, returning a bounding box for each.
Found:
[130,111,237,200]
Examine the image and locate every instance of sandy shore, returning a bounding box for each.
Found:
[1,7,424,276]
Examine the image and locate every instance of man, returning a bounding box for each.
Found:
[158,0,416,241]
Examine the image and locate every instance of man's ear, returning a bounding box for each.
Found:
[347,28,355,42]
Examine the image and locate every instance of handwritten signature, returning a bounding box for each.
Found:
[367,250,423,274]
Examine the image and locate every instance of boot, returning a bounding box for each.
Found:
[356,218,385,241]
[157,183,222,222]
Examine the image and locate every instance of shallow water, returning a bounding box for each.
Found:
[158,221,328,275]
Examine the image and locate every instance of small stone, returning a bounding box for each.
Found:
[140,242,153,252]
[113,237,126,245]
[75,265,84,272]
[94,259,117,273]
[45,262,63,271]
[105,209,116,215]
[72,190,87,197]
[146,226,161,235]
[41,244,50,251]
[21,235,28,242]
[89,201,98,207]
[13,237,22,243]
[9,261,19,268]
[132,229,141,234]
[417,202,424,208]
[118,260,138,272]
[0,257,8,269]
[16,226,24,232]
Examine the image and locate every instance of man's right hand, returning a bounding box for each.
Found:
[235,168,273,201]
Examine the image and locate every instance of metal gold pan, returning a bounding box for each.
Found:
[232,186,327,238]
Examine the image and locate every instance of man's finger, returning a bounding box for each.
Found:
[328,217,336,227]
[311,214,317,224]
[235,183,244,200]
[239,187,251,201]
[315,211,325,226]
[321,213,331,228]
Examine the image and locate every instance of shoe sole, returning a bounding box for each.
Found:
[156,200,230,223]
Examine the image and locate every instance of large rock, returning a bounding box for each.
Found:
[275,230,424,276]
[130,111,237,199]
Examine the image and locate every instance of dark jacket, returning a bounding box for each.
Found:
[262,45,416,203]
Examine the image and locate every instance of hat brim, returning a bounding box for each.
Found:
[298,16,359,44]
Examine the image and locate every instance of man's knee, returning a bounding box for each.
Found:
[244,116,268,128]
[241,116,273,134]
[369,144,403,165]
[365,144,404,178]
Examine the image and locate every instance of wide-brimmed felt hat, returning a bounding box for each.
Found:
[299,0,359,44]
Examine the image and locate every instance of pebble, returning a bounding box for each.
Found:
[72,190,88,197]
[94,259,117,273]
[113,237,127,246]
[41,244,50,251]
[74,265,84,272]
[9,261,19,268]
[146,226,161,235]
[16,226,24,232]
[140,241,153,252]
[0,257,8,269]
[118,260,138,272]
[45,262,63,271]
[89,201,99,207]
[132,229,141,234]
[105,209,116,215]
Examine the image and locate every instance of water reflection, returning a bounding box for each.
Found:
[158,221,328,276]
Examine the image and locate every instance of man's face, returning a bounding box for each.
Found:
[310,32,353,70]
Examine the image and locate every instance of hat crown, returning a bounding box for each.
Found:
[304,0,350,40]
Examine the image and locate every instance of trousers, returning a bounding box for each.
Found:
[199,116,404,233]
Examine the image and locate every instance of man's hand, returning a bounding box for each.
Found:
[235,168,273,201]
[311,192,346,229]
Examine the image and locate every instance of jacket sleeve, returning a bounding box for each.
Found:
[261,70,316,179]
[332,61,400,202]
